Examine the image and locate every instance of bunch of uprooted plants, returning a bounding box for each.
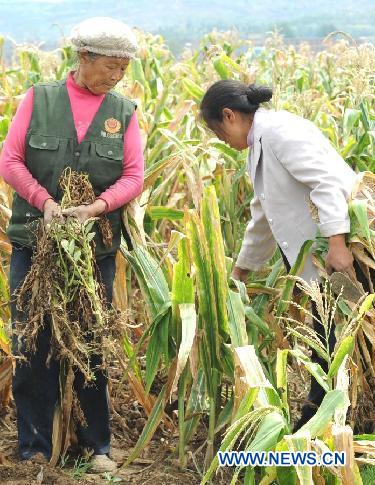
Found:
[13,168,128,463]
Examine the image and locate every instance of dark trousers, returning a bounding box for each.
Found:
[10,243,116,460]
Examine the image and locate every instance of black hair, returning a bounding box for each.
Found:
[200,80,273,128]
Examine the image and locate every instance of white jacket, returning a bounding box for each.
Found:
[236,109,358,282]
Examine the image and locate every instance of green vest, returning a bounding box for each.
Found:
[7,79,136,259]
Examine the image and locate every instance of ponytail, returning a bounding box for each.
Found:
[200,80,272,127]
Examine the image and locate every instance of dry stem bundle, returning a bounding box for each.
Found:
[15,168,126,380]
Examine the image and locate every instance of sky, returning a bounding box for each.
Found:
[0,0,373,52]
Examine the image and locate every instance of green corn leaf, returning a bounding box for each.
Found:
[198,327,215,398]
[145,325,163,393]
[202,411,259,484]
[298,390,348,438]
[227,289,248,348]
[160,310,170,364]
[334,355,350,426]
[233,388,259,423]
[0,327,9,351]
[258,467,278,485]
[184,369,206,444]
[328,335,355,379]
[131,57,147,85]
[172,236,194,306]
[171,234,193,349]
[202,186,229,337]
[276,349,289,409]
[138,302,171,347]
[343,108,361,137]
[275,440,298,485]
[243,466,256,485]
[170,303,197,396]
[144,152,182,187]
[265,388,283,408]
[230,277,250,301]
[359,101,371,131]
[147,206,184,221]
[122,245,170,318]
[277,240,314,316]
[341,136,357,158]
[355,132,370,156]
[252,259,283,318]
[158,128,187,149]
[211,141,240,159]
[121,385,167,468]
[287,328,329,362]
[187,209,221,374]
[182,78,204,101]
[245,306,272,337]
[338,298,353,317]
[213,57,229,79]
[234,345,274,408]
[220,54,243,73]
[249,411,286,452]
[284,431,313,485]
[289,348,329,392]
[357,293,375,320]
[215,395,234,434]
[353,434,375,441]
[220,342,235,378]
[122,331,142,382]
[349,198,374,258]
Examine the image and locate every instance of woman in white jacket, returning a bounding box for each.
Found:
[200,80,365,429]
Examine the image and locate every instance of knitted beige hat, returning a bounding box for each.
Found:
[70,17,138,59]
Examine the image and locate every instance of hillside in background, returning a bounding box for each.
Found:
[0,0,374,53]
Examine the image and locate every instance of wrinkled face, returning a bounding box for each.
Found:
[208,108,251,151]
[78,53,130,95]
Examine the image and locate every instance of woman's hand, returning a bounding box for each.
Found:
[43,198,64,226]
[325,234,355,278]
[232,266,250,282]
[61,199,107,224]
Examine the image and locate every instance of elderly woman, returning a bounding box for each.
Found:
[0,17,144,472]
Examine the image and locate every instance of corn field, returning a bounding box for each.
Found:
[0,30,374,484]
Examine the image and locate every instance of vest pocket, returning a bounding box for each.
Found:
[7,194,43,247]
[95,143,123,161]
[28,134,60,151]
[89,143,124,193]
[26,135,61,194]
[10,195,43,223]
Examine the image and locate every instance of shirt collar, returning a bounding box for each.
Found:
[247,120,255,147]
[247,108,269,147]
[247,109,260,147]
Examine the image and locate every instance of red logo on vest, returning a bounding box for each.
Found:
[104,118,121,134]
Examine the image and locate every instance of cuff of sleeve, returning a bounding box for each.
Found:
[318,220,351,238]
[236,250,268,271]
[31,190,54,212]
[96,196,110,214]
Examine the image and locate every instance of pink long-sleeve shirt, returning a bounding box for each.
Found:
[0,72,144,213]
